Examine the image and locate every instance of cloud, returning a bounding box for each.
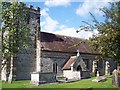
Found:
[41,8,59,32]
[41,7,93,39]
[44,0,71,7]
[76,0,112,17]
[54,27,93,39]
[41,16,59,32]
[41,8,49,16]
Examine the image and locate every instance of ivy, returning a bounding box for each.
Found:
[1,2,30,61]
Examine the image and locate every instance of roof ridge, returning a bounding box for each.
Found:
[41,31,86,40]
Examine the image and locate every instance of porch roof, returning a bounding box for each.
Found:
[62,56,77,70]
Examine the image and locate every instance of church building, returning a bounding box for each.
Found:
[1,5,116,83]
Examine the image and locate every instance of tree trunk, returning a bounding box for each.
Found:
[1,59,7,81]
[8,55,13,83]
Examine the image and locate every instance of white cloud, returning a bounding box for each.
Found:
[78,30,93,39]
[41,8,59,32]
[54,27,93,39]
[54,27,78,37]
[41,16,59,32]
[41,7,93,39]
[76,0,112,16]
[59,25,67,30]
[41,8,49,16]
[44,0,71,7]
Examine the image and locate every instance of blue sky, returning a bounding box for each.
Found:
[23,0,115,39]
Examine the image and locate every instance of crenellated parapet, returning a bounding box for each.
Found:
[27,5,40,15]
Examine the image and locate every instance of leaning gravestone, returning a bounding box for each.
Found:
[112,69,120,87]
[92,75,107,82]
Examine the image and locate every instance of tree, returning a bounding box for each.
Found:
[1,2,30,83]
[79,1,120,66]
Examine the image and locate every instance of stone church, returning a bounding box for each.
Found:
[1,5,116,83]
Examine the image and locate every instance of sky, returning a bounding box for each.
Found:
[23,0,116,39]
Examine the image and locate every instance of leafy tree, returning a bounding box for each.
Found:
[78,1,120,66]
[1,2,30,83]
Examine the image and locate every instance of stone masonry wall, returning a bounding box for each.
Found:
[15,6,40,80]
[41,51,97,76]
[15,49,116,80]
[41,51,73,74]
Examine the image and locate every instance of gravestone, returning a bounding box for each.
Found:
[92,61,97,76]
[92,75,107,82]
[112,69,120,87]
[97,71,100,77]
[105,61,110,75]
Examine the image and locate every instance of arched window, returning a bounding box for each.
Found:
[53,63,57,73]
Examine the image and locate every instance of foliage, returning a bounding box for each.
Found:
[1,2,30,60]
[1,2,30,82]
[80,1,120,65]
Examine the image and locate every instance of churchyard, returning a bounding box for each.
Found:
[1,77,120,89]
[1,2,120,90]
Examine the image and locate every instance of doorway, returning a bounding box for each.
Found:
[77,65,82,77]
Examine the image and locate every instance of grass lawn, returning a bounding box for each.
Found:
[1,77,120,89]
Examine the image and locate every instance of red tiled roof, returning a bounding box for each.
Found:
[40,32,99,54]
[62,56,77,70]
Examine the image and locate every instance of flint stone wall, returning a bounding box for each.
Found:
[41,51,96,75]
[15,51,97,80]
[8,49,116,80]
[39,72,57,83]
[15,48,36,80]
[82,71,90,79]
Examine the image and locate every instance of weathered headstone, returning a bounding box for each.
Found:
[105,61,110,75]
[92,61,97,76]
[97,71,100,77]
[92,75,107,82]
[112,69,120,87]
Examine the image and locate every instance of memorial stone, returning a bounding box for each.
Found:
[112,69,120,87]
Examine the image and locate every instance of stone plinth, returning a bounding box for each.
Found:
[31,72,41,85]
[31,72,57,85]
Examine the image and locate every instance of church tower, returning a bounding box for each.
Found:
[1,5,41,81]
[15,5,41,80]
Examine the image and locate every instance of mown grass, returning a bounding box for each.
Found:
[2,77,120,89]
